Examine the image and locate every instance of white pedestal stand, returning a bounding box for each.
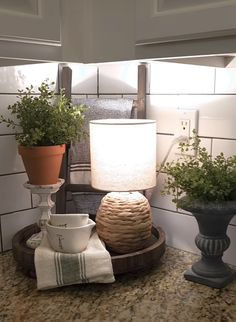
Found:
[24,179,64,249]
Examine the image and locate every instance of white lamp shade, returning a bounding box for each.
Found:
[90,119,156,191]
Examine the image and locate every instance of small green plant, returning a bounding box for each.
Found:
[163,133,236,206]
[0,80,87,146]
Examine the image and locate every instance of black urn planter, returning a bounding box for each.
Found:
[178,196,236,289]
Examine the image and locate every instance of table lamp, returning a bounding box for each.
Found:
[89,119,156,254]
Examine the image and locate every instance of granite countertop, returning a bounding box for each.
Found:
[0,247,235,322]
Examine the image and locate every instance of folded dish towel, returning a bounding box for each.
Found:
[35,231,115,290]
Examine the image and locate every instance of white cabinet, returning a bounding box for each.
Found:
[136,0,236,44]
[2,1,236,66]
[0,0,61,44]
[0,0,62,63]
[61,0,135,64]
[134,0,236,61]
[85,0,135,63]
[0,0,134,65]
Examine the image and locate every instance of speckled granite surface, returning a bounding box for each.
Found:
[0,247,235,322]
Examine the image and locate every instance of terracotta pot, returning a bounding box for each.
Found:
[18,144,65,185]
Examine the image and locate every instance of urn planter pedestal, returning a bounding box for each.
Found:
[178,197,236,289]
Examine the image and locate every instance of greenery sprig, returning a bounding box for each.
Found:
[0,80,87,147]
[163,132,236,205]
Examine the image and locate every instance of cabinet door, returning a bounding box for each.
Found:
[0,0,61,45]
[136,0,236,44]
[61,0,135,64]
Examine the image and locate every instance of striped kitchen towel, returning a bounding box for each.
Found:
[35,231,115,290]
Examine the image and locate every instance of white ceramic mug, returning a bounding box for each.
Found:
[46,218,96,253]
[50,213,89,228]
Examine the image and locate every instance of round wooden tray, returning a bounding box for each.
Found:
[12,224,165,278]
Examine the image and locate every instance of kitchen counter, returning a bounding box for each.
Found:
[0,247,235,322]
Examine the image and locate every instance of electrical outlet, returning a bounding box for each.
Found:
[179,119,191,137]
[175,109,198,156]
[176,109,198,139]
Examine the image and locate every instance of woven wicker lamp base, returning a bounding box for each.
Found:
[96,191,152,254]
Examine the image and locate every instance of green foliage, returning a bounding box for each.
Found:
[0,80,87,146]
[163,133,236,205]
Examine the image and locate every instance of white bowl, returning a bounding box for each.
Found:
[50,213,89,228]
[46,219,95,253]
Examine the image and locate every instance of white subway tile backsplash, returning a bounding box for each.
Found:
[150,173,177,211]
[99,61,138,94]
[215,67,236,94]
[150,62,215,94]
[152,208,199,254]
[212,139,236,226]
[69,63,97,94]
[0,173,31,215]
[153,136,212,215]
[223,225,236,266]
[198,137,212,154]
[0,95,19,135]
[0,62,59,251]
[1,207,40,251]
[146,95,179,134]
[172,137,211,217]
[152,208,236,266]
[178,93,217,110]
[148,98,213,152]
[174,137,211,163]
[212,138,236,157]
[0,136,24,175]
[1,59,236,260]
[156,135,212,165]
[0,63,58,93]
[179,95,236,139]
[156,134,175,166]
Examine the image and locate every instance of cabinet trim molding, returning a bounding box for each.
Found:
[0,35,61,46]
[153,0,236,16]
[136,0,236,45]
[136,29,236,46]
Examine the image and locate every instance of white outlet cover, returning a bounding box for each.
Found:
[177,109,198,138]
[174,109,198,156]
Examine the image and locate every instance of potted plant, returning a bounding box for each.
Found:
[162,132,236,288]
[0,80,86,185]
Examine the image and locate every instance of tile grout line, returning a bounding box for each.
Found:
[0,206,39,217]
[213,67,216,94]
[0,171,26,177]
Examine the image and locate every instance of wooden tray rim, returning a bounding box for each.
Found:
[12,224,165,276]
